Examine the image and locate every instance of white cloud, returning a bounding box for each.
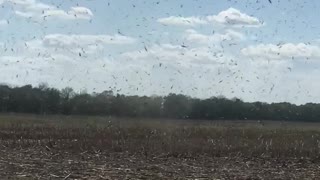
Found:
[184,29,245,44]
[158,16,207,27]
[207,8,264,27]
[7,0,35,6]
[5,0,93,21]
[13,33,136,61]
[0,33,136,93]
[0,54,122,90]
[158,8,263,28]
[119,43,249,98]
[14,10,34,18]
[122,43,235,67]
[43,7,93,20]
[242,43,320,60]
[7,0,52,11]
[0,33,136,67]
[42,34,136,47]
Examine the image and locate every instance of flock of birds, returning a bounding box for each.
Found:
[0,0,316,103]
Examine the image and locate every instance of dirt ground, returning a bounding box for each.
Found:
[1,147,320,180]
[1,115,320,179]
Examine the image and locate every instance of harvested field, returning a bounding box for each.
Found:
[1,149,320,179]
[0,114,320,179]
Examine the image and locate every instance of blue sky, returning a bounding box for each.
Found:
[0,0,320,104]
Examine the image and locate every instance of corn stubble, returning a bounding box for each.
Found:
[0,115,320,179]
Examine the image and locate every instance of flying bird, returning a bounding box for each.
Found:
[181,44,188,48]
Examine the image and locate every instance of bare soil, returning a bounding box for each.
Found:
[1,147,320,179]
[1,115,320,179]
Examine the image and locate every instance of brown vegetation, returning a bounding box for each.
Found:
[0,114,320,179]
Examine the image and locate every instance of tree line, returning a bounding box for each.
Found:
[0,83,320,122]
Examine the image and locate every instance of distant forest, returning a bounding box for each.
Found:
[0,83,320,122]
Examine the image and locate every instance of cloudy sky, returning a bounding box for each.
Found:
[0,0,320,104]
